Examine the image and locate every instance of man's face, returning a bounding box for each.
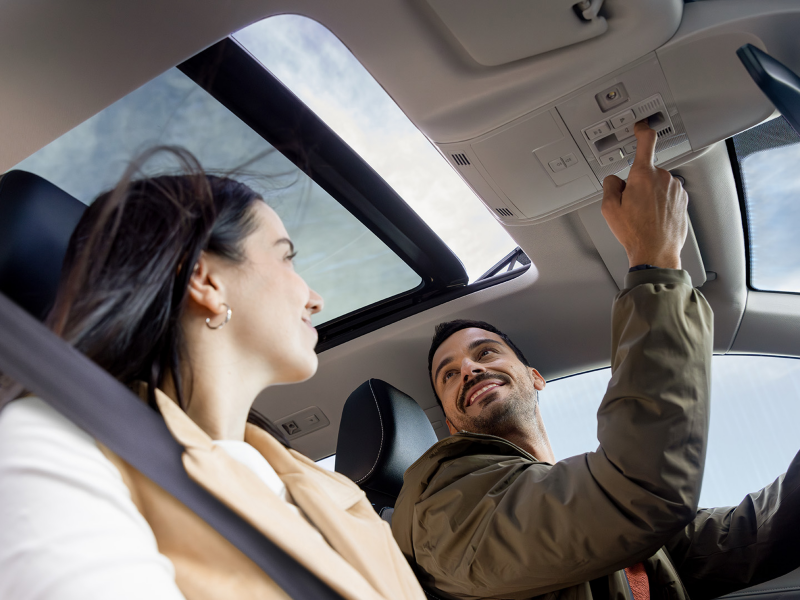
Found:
[431,328,545,436]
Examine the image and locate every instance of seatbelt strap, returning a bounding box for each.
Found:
[0,292,346,600]
[624,563,650,600]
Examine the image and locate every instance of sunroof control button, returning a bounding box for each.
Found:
[598,150,624,166]
[548,157,567,172]
[610,110,636,129]
[623,140,638,154]
[561,153,578,168]
[586,121,611,141]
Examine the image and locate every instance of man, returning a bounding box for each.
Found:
[392,122,800,600]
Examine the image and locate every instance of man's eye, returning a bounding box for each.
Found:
[443,371,455,382]
[480,348,494,358]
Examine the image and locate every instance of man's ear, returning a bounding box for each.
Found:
[187,252,226,317]
[530,367,546,391]
[445,418,458,435]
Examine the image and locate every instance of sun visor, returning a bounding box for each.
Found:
[425,0,608,67]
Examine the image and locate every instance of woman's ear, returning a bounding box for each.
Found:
[187,252,226,316]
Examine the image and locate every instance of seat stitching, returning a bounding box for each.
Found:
[355,379,384,484]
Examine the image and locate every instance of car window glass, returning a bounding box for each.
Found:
[731,116,800,293]
[539,355,800,507]
[315,455,336,472]
[234,15,518,282]
[12,68,421,324]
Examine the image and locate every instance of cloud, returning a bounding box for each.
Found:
[234,15,517,281]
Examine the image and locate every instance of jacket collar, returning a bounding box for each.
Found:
[152,389,388,599]
[152,388,362,511]
[406,430,547,474]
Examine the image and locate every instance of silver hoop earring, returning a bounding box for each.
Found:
[205,304,232,330]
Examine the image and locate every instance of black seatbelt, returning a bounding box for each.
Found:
[0,292,346,600]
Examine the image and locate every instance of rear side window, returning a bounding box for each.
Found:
[540,355,800,508]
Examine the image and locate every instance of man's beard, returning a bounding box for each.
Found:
[452,372,538,437]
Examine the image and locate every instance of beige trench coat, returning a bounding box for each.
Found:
[391,268,800,600]
[102,389,426,600]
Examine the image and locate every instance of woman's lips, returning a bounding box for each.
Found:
[302,317,317,336]
[466,382,504,408]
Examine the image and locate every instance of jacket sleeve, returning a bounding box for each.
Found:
[403,269,714,600]
[666,449,800,600]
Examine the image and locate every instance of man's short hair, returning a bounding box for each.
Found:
[427,319,531,409]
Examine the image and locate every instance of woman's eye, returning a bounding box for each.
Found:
[285,251,298,263]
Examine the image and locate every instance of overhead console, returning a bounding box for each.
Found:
[439,54,695,224]
[436,0,792,226]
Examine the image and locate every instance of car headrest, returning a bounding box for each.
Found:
[0,171,86,320]
[335,379,439,510]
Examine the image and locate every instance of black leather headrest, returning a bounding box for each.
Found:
[335,379,438,510]
[0,171,86,320]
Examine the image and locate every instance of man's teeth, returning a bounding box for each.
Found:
[469,383,498,405]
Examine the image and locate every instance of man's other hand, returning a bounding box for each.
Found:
[601,121,688,270]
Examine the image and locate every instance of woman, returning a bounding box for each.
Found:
[0,148,425,600]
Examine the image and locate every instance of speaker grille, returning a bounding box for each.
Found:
[452,153,471,166]
[656,126,674,138]
[495,207,514,217]
[636,97,661,116]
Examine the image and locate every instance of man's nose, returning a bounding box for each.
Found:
[461,358,485,381]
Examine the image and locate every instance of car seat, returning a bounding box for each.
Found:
[335,379,439,522]
[0,171,85,320]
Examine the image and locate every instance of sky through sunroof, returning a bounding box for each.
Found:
[234,15,518,282]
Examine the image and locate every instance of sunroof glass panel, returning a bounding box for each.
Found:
[12,68,422,324]
[234,15,518,282]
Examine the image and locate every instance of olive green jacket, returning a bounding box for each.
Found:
[393,269,800,600]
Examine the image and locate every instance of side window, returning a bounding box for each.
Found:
[540,355,800,507]
[730,116,800,293]
[315,455,336,472]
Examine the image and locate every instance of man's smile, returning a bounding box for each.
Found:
[466,381,504,408]
[458,373,512,412]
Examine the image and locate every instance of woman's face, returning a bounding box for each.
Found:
[220,201,323,385]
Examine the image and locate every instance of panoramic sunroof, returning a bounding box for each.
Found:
[234,15,517,282]
[11,68,422,325]
[731,116,800,293]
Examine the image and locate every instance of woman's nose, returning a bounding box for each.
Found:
[307,288,324,315]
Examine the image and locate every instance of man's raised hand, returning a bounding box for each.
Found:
[600,121,688,270]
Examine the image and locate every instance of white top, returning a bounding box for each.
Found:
[0,397,303,600]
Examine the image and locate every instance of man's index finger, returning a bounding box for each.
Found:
[631,121,657,171]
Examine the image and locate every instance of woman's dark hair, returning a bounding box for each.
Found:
[47,147,262,412]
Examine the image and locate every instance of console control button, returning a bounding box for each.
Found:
[623,140,638,154]
[598,150,625,166]
[615,124,635,140]
[585,122,611,141]
[548,157,567,172]
[611,110,636,129]
[561,153,578,168]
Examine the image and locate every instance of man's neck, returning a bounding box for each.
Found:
[500,404,556,464]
